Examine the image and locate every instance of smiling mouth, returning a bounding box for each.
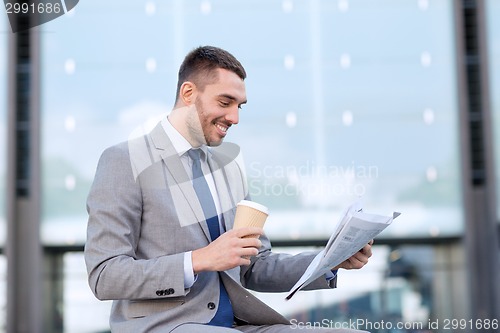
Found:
[215,123,229,135]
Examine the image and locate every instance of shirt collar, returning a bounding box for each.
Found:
[161,116,209,161]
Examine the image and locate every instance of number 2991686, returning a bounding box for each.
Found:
[5,2,62,15]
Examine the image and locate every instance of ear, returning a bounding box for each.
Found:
[179,81,197,105]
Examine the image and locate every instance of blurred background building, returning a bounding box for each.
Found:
[1,0,499,332]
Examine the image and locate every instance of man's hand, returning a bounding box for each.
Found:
[192,227,263,274]
[334,239,374,270]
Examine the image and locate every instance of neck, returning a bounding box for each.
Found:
[169,105,205,148]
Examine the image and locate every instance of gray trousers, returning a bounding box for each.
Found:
[172,324,369,333]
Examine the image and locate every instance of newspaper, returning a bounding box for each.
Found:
[286,200,400,300]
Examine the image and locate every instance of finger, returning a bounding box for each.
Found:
[239,256,252,266]
[368,239,374,246]
[360,244,373,257]
[350,253,364,265]
[351,251,370,264]
[234,227,263,238]
[239,237,262,249]
[347,255,367,269]
[342,257,357,270]
[240,246,259,257]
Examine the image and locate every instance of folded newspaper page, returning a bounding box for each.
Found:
[286,200,400,300]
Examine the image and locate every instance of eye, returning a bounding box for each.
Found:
[219,101,230,107]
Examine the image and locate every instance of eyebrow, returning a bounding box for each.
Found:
[218,94,247,105]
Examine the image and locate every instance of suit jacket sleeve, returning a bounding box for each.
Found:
[84,143,188,301]
[239,234,337,292]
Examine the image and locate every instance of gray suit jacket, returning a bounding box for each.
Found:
[84,123,336,333]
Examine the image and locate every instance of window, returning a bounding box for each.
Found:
[38,1,462,331]
[41,0,462,243]
[40,0,175,245]
[228,0,461,240]
[41,1,175,330]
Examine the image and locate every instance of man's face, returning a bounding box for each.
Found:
[192,68,247,146]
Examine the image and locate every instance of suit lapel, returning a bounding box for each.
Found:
[220,272,290,325]
[149,123,211,241]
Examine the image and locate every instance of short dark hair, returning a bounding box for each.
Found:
[175,46,247,102]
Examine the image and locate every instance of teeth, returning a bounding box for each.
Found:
[216,124,228,133]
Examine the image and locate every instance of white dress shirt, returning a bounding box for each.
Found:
[161,117,224,288]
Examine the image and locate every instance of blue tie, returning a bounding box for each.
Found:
[188,149,234,328]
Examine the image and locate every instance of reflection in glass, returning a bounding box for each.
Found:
[39,0,464,331]
[255,245,437,331]
[229,0,461,240]
[40,0,462,243]
[40,0,176,245]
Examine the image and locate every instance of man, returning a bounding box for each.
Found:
[84,46,372,333]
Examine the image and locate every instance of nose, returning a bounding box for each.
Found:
[225,106,239,125]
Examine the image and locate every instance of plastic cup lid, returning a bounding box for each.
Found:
[237,200,269,215]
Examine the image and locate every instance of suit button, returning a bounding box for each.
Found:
[167,288,175,295]
[207,302,216,310]
[156,290,163,296]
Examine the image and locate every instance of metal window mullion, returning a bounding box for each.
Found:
[454,0,500,322]
[6,15,43,333]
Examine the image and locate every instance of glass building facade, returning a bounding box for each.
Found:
[1,0,499,332]
[40,0,462,243]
